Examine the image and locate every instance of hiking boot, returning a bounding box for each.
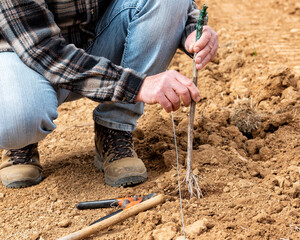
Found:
[0,144,42,188]
[94,123,147,187]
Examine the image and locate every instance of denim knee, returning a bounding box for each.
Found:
[144,0,191,19]
[133,0,191,47]
[0,52,59,150]
[0,102,58,150]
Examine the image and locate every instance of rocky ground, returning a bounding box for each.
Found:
[0,0,299,239]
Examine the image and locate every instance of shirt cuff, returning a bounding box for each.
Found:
[112,68,146,103]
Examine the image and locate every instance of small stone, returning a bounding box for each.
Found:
[292,198,300,208]
[267,202,283,214]
[252,154,261,161]
[249,169,260,177]
[253,213,275,224]
[185,218,209,238]
[289,210,299,217]
[0,193,4,199]
[288,182,300,198]
[193,168,200,175]
[287,165,300,173]
[237,179,254,189]
[29,233,40,240]
[291,198,300,208]
[57,220,71,228]
[175,236,186,240]
[228,203,236,208]
[144,232,153,240]
[275,176,286,188]
[223,186,230,193]
[293,181,300,190]
[182,107,189,113]
[152,222,176,240]
[290,29,299,33]
[274,186,283,195]
[285,180,293,188]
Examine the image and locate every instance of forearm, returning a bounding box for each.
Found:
[0,0,145,103]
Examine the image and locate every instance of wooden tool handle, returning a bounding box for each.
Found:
[57,194,166,240]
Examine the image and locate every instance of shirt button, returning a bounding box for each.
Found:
[91,9,94,15]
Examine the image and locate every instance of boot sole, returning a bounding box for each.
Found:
[1,175,42,188]
[94,151,147,187]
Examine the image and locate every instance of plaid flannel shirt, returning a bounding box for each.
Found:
[0,0,200,103]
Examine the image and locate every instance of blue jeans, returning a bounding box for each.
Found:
[0,0,192,149]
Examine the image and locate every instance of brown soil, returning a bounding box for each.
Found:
[0,0,299,239]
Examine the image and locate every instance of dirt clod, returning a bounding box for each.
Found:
[57,220,71,228]
[185,218,210,238]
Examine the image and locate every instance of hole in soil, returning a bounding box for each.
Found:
[193,136,205,148]
[242,131,253,139]
[256,173,264,179]
[266,124,279,133]
[251,171,264,179]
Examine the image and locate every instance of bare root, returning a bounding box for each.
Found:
[185,170,205,199]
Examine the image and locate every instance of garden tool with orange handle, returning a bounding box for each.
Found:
[76,193,155,225]
[58,193,165,240]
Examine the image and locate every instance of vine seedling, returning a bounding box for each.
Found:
[186,4,208,199]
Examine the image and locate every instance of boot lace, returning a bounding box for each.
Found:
[102,128,134,162]
[7,144,37,165]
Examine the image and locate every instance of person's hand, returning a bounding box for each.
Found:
[185,25,218,70]
[135,70,200,113]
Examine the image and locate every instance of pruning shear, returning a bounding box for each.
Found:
[75,193,156,225]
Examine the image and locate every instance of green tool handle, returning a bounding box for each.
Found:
[196,4,208,41]
[192,4,208,89]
